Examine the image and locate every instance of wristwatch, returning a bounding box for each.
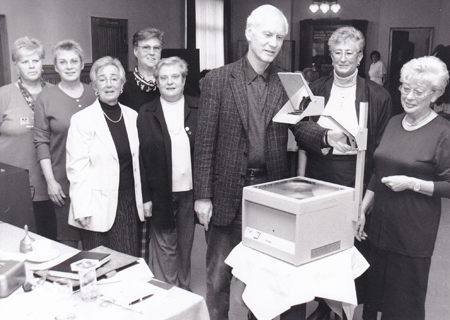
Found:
[413,181,421,192]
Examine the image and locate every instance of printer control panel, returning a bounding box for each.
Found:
[243,227,295,254]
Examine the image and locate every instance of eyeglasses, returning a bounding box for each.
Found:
[97,76,121,86]
[330,51,361,59]
[138,45,162,53]
[398,85,435,99]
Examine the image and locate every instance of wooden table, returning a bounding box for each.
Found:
[0,221,210,320]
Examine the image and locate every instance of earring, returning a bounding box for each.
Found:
[95,91,99,96]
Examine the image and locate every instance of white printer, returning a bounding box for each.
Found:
[242,176,355,266]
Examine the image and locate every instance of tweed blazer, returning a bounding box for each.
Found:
[194,58,328,226]
[309,75,392,184]
[138,95,199,230]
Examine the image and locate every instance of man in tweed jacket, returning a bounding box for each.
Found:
[193,5,351,319]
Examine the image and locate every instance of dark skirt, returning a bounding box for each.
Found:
[306,153,357,187]
[82,188,140,257]
[33,199,57,241]
[363,244,431,320]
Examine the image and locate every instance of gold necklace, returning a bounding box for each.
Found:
[103,107,123,123]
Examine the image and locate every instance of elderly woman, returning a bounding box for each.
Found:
[138,56,198,289]
[119,27,164,111]
[66,56,146,256]
[368,50,386,86]
[34,40,96,247]
[356,56,450,320]
[304,26,392,320]
[119,27,198,114]
[0,36,56,239]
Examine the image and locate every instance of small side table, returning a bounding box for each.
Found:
[225,243,369,320]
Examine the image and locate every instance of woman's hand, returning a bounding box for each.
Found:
[143,201,153,218]
[355,190,374,242]
[355,213,367,242]
[76,217,91,228]
[381,175,414,192]
[47,179,66,207]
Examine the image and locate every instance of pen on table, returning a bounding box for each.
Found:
[129,293,154,305]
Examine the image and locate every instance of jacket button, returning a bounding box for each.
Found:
[241,174,245,180]
[243,152,247,157]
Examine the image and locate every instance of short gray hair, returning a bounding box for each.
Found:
[90,56,126,87]
[52,39,84,64]
[132,27,164,48]
[246,5,288,36]
[154,56,188,79]
[400,56,449,92]
[328,26,365,53]
[12,36,45,63]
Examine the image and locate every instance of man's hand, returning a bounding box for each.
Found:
[143,201,153,218]
[194,198,213,231]
[326,130,355,153]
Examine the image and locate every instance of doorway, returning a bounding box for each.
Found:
[91,17,128,71]
[388,28,434,115]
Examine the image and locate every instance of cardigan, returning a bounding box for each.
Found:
[138,95,199,229]
[308,75,392,185]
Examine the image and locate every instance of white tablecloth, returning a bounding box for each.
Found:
[225,243,369,320]
[0,221,210,320]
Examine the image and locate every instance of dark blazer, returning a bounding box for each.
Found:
[138,95,199,230]
[193,58,328,226]
[309,75,392,184]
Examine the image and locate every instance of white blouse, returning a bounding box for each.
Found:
[161,96,193,192]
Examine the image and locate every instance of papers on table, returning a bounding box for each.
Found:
[99,280,169,313]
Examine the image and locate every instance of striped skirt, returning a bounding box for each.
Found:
[82,188,140,257]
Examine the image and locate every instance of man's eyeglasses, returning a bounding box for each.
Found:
[398,85,435,99]
[330,51,361,59]
[138,45,162,53]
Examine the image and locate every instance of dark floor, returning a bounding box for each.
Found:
[189,198,450,320]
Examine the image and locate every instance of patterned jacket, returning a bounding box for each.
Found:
[194,58,327,226]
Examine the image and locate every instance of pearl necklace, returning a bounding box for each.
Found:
[403,111,434,129]
[103,107,123,123]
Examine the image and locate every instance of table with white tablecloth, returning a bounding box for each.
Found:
[225,243,369,320]
[0,221,210,320]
